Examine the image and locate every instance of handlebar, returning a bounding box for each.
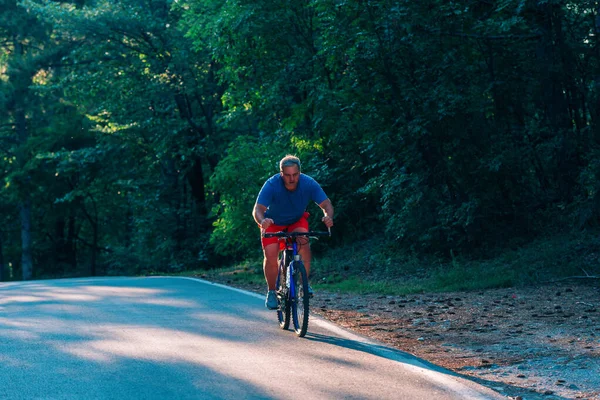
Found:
[263,229,331,239]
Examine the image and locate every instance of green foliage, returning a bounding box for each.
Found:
[2,0,600,284]
[208,136,274,258]
[308,231,600,295]
[196,261,264,285]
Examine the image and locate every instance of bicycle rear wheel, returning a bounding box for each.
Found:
[276,252,291,330]
[290,261,310,337]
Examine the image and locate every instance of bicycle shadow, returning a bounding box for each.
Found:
[303,330,572,400]
[303,331,452,373]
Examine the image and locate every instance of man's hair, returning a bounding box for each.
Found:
[279,155,301,171]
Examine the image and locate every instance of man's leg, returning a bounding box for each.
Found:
[293,227,311,277]
[263,243,280,290]
[288,213,311,277]
[293,227,314,296]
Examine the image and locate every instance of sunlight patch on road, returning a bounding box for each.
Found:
[80,285,166,297]
[131,298,198,307]
[66,347,115,363]
[57,324,271,369]
[0,317,40,328]
[54,323,408,399]
[0,316,74,338]
[0,293,99,305]
[0,354,32,368]
[0,295,48,304]
[0,328,39,340]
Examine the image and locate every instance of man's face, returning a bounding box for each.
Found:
[280,165,300,191]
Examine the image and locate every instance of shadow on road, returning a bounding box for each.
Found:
[0,276,563,400]
[303,330,572,400]
[305,331,452,371]
[0,277,277,399]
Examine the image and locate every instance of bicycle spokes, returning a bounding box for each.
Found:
[290,261,310,337]
[276,262,290,330]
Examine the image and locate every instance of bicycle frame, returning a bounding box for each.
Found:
[281,240,299,298]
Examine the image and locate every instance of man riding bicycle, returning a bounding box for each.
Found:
[253,155,334,309]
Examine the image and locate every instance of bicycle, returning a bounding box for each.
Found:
[262,229,331,337]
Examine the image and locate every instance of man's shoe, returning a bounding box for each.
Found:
[307,285,314,298]
[265,290,278,309]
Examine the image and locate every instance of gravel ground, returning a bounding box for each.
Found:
[200,273,600,400]
[311,283,600,400]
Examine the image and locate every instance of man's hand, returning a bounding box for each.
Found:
[318,199,334,229]
[321,215,334,228]
[260,218,274,230]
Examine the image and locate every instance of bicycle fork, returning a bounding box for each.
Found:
[288,242,302,300]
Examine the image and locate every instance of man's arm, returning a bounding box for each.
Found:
[318,198,334,228]
[253,203,274,229]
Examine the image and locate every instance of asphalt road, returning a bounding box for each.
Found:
[0,276,503,399]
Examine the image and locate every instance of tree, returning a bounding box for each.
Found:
[26,0,237,272]
[1,0,62,279]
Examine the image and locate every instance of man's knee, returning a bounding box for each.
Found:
[263,244,279,264]
[297,236,310,247]
[292,227,309,246]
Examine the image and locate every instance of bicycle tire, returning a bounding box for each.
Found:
[290,261,310,337]
[276,251,292,330]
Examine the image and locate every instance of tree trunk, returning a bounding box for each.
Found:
[186,157,207,216]
[20,198,33,280]
[595,9,600,130]
[0,229,5,282]
[534,4,576,202]
[55,217,66,270]
[15,87,33,281]
[90,219,97,276]
[79,194,99,276]
[67,214,77,270]
[11,37,34,280]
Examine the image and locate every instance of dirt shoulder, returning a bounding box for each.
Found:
[199,274,600,400]
[312,283,600,400]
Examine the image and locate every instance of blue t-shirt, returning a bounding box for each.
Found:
[256,173,328,225]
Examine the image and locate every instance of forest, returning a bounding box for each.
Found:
[2,0,600,284]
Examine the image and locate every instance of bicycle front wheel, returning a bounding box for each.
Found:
[276,254,291,330]
[290,261,310,337]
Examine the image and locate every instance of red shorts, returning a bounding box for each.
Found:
[261,212,310,249]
